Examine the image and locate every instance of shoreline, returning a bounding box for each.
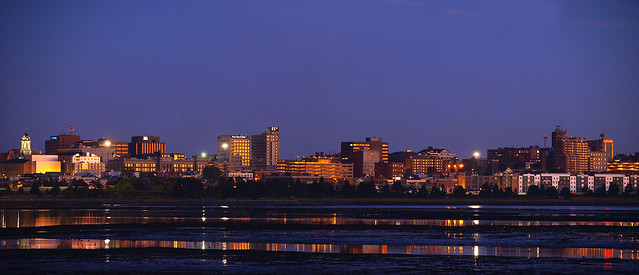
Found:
[2,195,639,209]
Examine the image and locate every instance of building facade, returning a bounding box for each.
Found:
[217,134,251,169]
[251,126,280,171]
[129,136,166,157]
[45,134,81,155]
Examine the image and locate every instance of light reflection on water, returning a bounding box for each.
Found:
[1,209,637,228]
[1,209,638,228]
[0,238,637,260]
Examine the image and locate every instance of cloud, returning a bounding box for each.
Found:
[385,0,425,7]
[441,9,476,17]
[571,21,638,29]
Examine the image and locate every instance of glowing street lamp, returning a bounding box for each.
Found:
[221,143,228,149]
[473,152,480,159]
[104,141,111,147]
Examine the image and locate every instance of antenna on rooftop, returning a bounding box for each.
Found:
[543,135,548,148]
[69,123,75,135]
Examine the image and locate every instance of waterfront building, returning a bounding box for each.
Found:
[251,126,280,171]
[465,173,495,192]
[518,173,638,194]
[493,168,520,193]
[217,134,251,169]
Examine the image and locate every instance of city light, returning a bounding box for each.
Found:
[221,143,228,149]
[104,141,111,147]
[201,152,206,157]
[473,152,480,158]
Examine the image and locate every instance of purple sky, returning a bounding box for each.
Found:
[1,0,638,159]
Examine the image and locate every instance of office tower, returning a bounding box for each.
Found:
[340,137,388,164]
[217,134,251,169]
[551,127,589,174]
[587,134,614,161]
[45,134,81,155]
[129,136,166,157]
[97,137,129,158]
[251,126,280,171]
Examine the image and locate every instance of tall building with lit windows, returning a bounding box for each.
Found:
[340,137,388,164]
[251,126,280,171]
[217,134,251,169]
[551,127,595,174]
[45,134,81,155]
[129,136,166,157]
[588,134,614,162]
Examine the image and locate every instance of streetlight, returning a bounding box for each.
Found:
[473,152,480,159]
[104,141,111,147]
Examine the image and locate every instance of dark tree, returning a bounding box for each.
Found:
[391,181,405,195]
[453,186,466,197]
[546,186,559,199]
[624,183,634,195]
[594,186,607,197]
[608,183,620,196]
[527,185,540,198]
[30,182,41,195]
[492,185,503,198]
[202,166,223,183]
[559,187,571,199]
[357,181,377,197]
[479,184,492,198]
[503,187,513,197]
[340,182,356,197]
[51,181,61,196]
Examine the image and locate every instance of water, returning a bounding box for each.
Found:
[1,204,639,273]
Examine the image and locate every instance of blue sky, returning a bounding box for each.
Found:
[1,0,638,158]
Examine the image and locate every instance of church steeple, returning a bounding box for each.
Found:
[20,127,31,156]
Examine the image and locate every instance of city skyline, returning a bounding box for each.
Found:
[1,124,635,160]
[1,1,638,159]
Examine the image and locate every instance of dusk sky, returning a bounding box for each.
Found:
[1,0,638,159]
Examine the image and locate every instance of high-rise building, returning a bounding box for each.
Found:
[405,154,444,175]
[551,127,611,174]
[45,134,81,155]
[487,146,541,172]
[251,126,280,171]
[217,134,251,169]
[588,134,614,161]
[129,136,166,157]
[340,137,389,164]
[97,137,129,158]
